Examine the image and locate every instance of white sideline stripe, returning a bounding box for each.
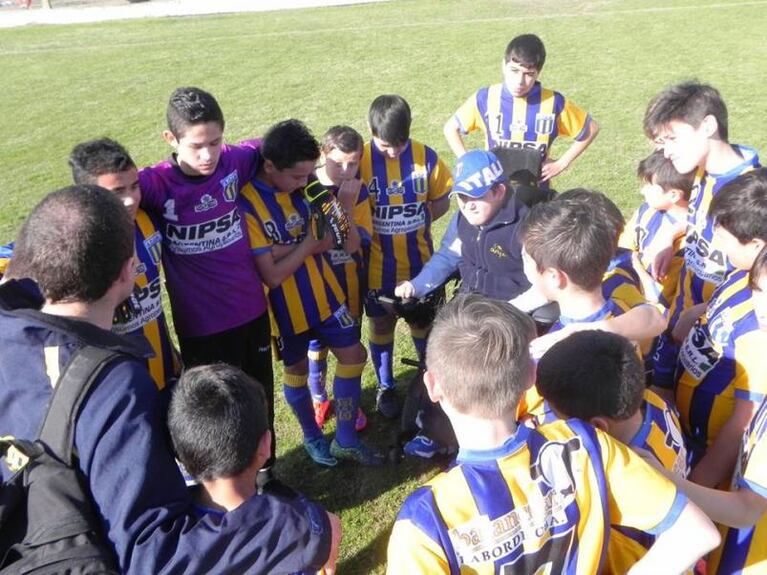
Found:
[1,0,765,51]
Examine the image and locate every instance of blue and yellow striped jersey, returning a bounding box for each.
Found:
[709,398,767,574]
[620,203,685,308]
[238,179,346,337]
[387,419,686,574]
[676,269,767,458]
[668,146,760,325]
[602,249,646,308]
[549,296,634,334]
[453,82,591,158]
[113,210,179,390]
[0,242,13,279]
[361,139,452,292]
[324,182,373,319]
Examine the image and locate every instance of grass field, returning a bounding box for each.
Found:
[2,0,767,572]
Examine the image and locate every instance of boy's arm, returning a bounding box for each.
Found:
[672,303,707,343]
[631,252,663,304]
[429,195,451,222]
[540,119,599,182]
[689,397,759,487]
[627,499,720,575]
[443,117,467,158]
[254,234,332,289]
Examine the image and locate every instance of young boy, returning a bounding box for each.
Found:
[138,87,277,473]
[674,169,767,488]
[443,33,598,183]
[536,330,689,574]
[69,138,180,391]
[167,364,341,574]
[238,119,381,467]
[307,126,372,431]
[620,150,693,307]
[654,248,767,574]
[361,94,452,419]
[387,294,718,573]
[643,81,760,390]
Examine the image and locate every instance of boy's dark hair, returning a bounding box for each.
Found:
[12,186,133,303]
[637,150,695,201]
[537,330,644,421]
[555,188,625,247]
[69,138,136,185]
[643,81,728,142]
[368,95,411,146]
[749,246,767,290]
[709,168,767,243]
[166,87,225,138]
[521,198,614,290]
[168,364,269,481]
[322,125,363,155]
[261,119,320,170]
[504,34,546,70]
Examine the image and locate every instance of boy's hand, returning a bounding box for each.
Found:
[321,511,342,575]
[540,157,569,182]
[394,281,416,299]
[651,246,673,281]
[671,303,706,344]
[337,178,361,213]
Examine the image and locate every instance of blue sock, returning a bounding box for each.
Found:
[283,374,322,441]
[369,330,394,390]
[333,362,365,447]
[307,340,328,402]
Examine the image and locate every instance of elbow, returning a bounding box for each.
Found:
[263,275,283,290]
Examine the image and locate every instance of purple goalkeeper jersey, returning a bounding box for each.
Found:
[139,141,267,337]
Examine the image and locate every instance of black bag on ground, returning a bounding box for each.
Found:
[0,346,121,575]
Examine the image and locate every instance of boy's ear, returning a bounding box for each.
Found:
[589,416,611,433]
[162,130,178,148]
[423,370,443,404]
[545,267,566,290]
[254,430,272,469]
[263,159,276,175]
[701,114,718,138]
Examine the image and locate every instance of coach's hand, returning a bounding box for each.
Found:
[394,281,416,299]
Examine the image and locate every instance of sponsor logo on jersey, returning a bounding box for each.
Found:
[685,229,728,284]
[680,322,720,380]
[386,180,406,196]
[285,212,304,236]
[511,120,528,133]
[194,194,218,213]
[534,113,555,136]
[165,209,243,255]
[495,139,548,157]
[143,231,162,266]
[372,202,427,235]
[220,171,239,203]
[113,276,163,334]
[328,248,353,267]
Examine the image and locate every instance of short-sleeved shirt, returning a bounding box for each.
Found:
[548,296,634,336]
[139,142,267,338]
[667,145,760,327]
[620,203,685,308]
[387,419,686,574]
[112,209,180,390]
[601,249,646,308]
[452,82,591,158]
[238,178,346,338]
[675,269,767,458]
[360,139,452,292]
[709,398,767,574]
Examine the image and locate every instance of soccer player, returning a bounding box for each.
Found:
[167,364,341,573]
[307,126,371,432]
[643,81,760,390]
[138,88,277,477]
[69,138,180,391]
[537,330,689,574]
[238,119,382,467]
[362,94,452,419]
[443,33,598,183]
[386,294,719,573]
[674,169,767,488]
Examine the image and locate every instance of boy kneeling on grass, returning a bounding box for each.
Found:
[387,294,719,574]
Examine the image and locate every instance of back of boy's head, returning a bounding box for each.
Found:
[426,294,535,419]
[368,95,411,146]
[643,81,728,142]
[166,87,225,138]
[322,125,363,155]
[537,330,644,421]
[168,364,268,481]
[504,34,546,70]
[556,188,625,244]
[709,168,767,243]
[261,119,320,171]
[637,149,695,201]
[522,197,615,290]
[69,138,136,185]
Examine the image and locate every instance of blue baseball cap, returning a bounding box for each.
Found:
[450,150,506,199]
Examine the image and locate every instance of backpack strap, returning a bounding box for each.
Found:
[37,346,122,465]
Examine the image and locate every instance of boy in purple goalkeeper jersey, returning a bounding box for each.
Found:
[139,87,277,473]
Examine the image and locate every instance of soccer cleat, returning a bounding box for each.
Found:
[376,387,401,419]
[313,399,334,429]
[330,439,385,466]
[303,437,337,467]
[354,407,368,432]
[403,435,442,459]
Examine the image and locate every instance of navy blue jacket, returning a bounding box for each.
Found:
[456,193,531,300]
[0,279,331,574]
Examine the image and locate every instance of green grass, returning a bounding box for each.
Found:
[2,0,767,571]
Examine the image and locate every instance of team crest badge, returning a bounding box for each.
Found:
[285,213,304,238]
[143,232,162,266]
[220,171,239,203]
[534,113,555,136]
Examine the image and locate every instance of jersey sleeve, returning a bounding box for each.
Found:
[237,185,273,255]
[427,156,453,202]
[731,330,767,404]
[556,96,591,141]
[138,166,168,214]
[354,183,373,246]
[598,430,688,534]
[452,91,483,135]
[741,413,767,498]
[618,209,641,251]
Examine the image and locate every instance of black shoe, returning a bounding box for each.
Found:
[256,467,297,499]
[376,387,401,419]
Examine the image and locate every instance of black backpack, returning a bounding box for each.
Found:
[0,346,121,575]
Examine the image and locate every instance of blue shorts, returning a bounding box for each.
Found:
[274,304,361,367]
